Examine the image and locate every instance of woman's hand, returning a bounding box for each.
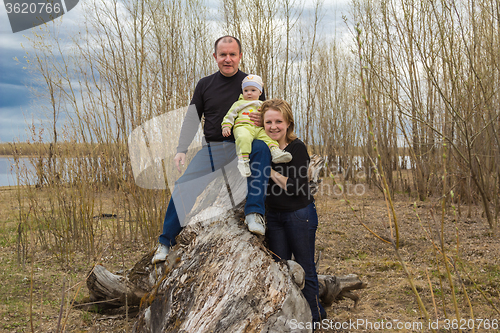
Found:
[249,111,262,127]
[222,127,231,137]
[270,169,289,191]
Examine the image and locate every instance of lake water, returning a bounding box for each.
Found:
[0,157,35,187]
[0,157,16,187]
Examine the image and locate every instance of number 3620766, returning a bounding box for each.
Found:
[443,319,498,330]
[5,2,62,14]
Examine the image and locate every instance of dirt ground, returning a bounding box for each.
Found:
[1,179,499,332]
[312,179,500,333]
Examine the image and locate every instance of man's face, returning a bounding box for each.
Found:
[213,40,242,77]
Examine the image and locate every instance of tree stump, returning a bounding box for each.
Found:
[82,159,367,332]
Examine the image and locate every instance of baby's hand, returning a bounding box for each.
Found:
[222,127,231,137]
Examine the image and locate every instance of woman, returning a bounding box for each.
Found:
[261,98,326,324]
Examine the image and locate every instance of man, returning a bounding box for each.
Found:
[153,36,270,264]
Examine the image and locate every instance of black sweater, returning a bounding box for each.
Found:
[266,139,313,212]
[177,70,266,153]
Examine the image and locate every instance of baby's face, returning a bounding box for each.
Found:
[243,86,261,101]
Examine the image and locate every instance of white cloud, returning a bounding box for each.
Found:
[0,106,34,141]
[0,33,27,51]
[0,81,26,91]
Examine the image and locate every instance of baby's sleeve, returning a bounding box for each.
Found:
[222,102,239,128]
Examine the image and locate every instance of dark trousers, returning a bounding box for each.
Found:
[266,201,326,322]
[159,140,271,246]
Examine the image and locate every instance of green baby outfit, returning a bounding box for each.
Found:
[222,95,279,161]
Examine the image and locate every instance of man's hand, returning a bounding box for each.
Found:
[174,152,186,173]
[249,111,262,127]
[222,127,231,137]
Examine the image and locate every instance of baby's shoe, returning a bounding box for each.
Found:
[271,148,292,163]
[238,159,251,177]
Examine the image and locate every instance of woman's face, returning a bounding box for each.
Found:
[263,109,289,144]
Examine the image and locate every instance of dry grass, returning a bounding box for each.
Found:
[0,143,48,157]
[1,180,499,332]
[0,186,146,332]
[314,179,499,332]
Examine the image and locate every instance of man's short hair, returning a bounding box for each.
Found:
[214,36,242,54]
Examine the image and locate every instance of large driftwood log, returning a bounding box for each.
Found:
[82,158,366,332]
[308,155,324,195]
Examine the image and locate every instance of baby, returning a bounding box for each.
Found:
[222,75,292,177]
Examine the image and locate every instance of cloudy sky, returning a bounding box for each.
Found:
[0,1,86,142]
[0,0,350,143]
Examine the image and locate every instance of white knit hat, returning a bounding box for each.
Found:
[242,74,263,92]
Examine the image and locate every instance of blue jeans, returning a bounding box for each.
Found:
[266,201,326,322]
[159,140,271,246]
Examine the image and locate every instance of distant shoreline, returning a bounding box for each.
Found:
[0,185,18,190]
[0,155,35,158]
[0,142,126,157]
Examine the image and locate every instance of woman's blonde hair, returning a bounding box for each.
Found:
[260,98,297,144]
